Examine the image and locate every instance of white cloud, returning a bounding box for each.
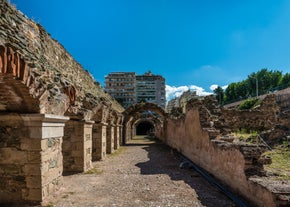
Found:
[222,85,228,90]
[210,84,219,91]
[166,84,212,102]
[210,84,229,91]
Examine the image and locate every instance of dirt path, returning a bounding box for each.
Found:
[45,136,237,207]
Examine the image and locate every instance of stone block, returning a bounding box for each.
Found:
[24,188,42,202]
[23,164,41,176]
[71,150,82,157]
[27,151,41,163]
[26,176,41,189]
[0,148,27,164]
[21,114,69,139]
[20,138,41,150]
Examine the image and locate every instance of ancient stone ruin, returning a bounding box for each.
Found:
[0,0,123,204]
[164,94,290,207]
[0,1,289,206]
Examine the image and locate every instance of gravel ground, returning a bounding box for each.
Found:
[43,136,237,207]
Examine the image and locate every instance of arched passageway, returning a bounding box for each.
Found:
[123,102,167,143]
[136,120,154,135]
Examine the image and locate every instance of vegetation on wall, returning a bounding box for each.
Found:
[238,98,260,110]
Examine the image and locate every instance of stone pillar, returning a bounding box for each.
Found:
[132,124,136,137]
[92,122,107,161]
[0,114,68,203]
[119,125,123,146]
[114,125,121,150]
[106,124,115,154]
[22,114,68,202]
[63,120,94,173]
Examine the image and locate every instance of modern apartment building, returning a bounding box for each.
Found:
[104,72,136,108]
[105,71,166,109]
[136,71,166,109]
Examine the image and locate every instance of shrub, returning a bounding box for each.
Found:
[238,98,260,110]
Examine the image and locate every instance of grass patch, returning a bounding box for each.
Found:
[232,129,258,143]
[264,146,290,179]
[85,166,103,175]
[108,146,127,157]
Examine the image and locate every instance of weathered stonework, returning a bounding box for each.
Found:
[0,0,123,116]
[221,95,280,132]
[63,120,94,173]
[2,0,289,206]
[0,114,68,203]
[123,102,167,144]
[0,1,124,204]
[92,122,107,161]
[163,95,290,207]
[114,125,120,150]
[106,124,115,154]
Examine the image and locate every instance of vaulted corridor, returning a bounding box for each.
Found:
[42,136,236,207]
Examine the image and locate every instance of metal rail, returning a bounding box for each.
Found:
[179,154,251,207]
[256,134,272,150]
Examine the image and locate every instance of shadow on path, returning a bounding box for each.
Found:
[133,136,237,207]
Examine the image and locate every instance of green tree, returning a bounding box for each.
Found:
[224,68,286,104]
[236,80,249,99]
[280,73,290,88]
[225,82,238,103]
[213,86,224,105]
[247,69,282,96]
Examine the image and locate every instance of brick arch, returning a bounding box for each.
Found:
[123,102,166,121]
[133,117,161,136]
[123,102,167,143]
[0,45,39,113]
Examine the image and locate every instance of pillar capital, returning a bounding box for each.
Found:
[21,114,69,139]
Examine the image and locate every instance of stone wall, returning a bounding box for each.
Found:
[0,0,124,204]
[164,109,279,207]
[221,95,280,132]
[0,114,28,203]
[163,95,290,207]
[0,0,123,116]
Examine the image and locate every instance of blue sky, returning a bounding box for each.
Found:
[9,0,290,100]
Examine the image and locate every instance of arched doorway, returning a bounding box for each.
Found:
[123,102,167,143]
[136,120,154,135]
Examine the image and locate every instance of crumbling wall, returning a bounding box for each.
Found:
[0,1,124,204]
[221,95,280,132]
[163,95,290,207]
[0,0,123,116]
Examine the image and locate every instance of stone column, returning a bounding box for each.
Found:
[119,125,123,146]
[132,125,136,137]
[114,125,121,150]
[0,114,68,203]
[92,122,107,161]
[106,124,115,154]
[63,120,94,173]
[0,114,69,202]
[21,114,68,203]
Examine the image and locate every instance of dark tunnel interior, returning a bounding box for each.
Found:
[136,121,154,135]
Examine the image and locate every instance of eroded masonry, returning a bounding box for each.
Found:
[0,1,289,207]
[0,0,124,203]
